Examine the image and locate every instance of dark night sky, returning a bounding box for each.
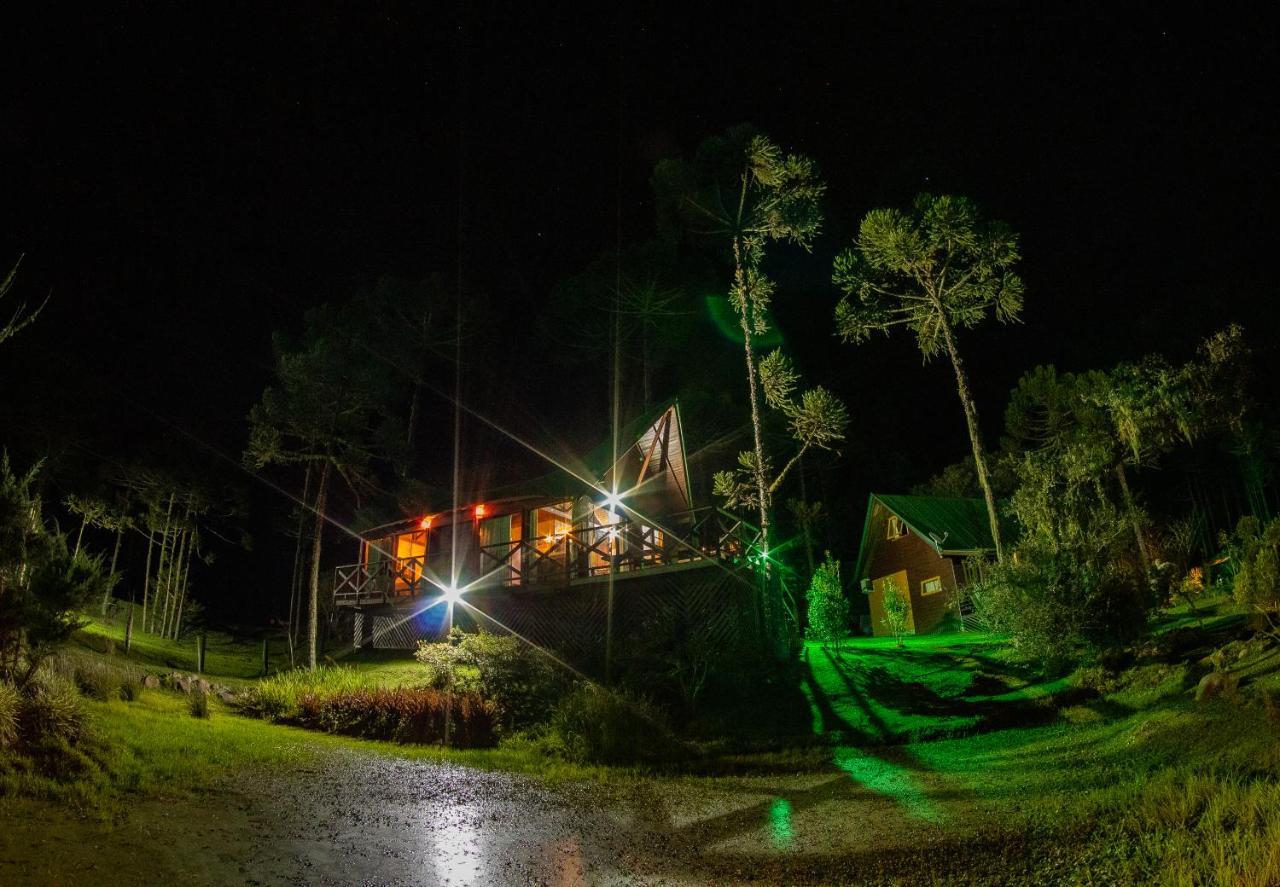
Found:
[3,3,1278,616]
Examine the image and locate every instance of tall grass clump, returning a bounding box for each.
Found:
[549,685,679,765]
[241,666,384,720]
[297,687,496,747]
[188,687,210,719]
[0,681,18,748]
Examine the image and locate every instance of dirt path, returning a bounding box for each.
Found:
[2,745,978,886]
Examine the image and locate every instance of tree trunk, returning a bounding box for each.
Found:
[733,244,777,650]
[162,528,188,639]
[732,239,771,551]
[287,465,314,668]
[172,536,194,640]
[938,314,1005,561]
[140,529,155,634]
[73,515,87,559]
[101,522,124,615]
[1115,463,1152,577]
[150,493,175,633]
[798,457,816,578]
[308,462,332,671]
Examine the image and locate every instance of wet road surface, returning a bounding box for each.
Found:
[3,745,973,886]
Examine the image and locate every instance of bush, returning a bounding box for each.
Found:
[296,687,496,747]
[549,685,678,765]
[72,661,124,700]
[240,665,376,720]
[415,629,568,731]
[971,545,1150,668]
[0,681,18,748]
[805,552,850,648]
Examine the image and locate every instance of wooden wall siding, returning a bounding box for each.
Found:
[366,563,761,678]
[865,502,959,636]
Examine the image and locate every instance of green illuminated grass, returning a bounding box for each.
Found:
[803,633,1069,744]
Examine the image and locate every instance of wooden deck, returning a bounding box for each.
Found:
[332,506,759,608]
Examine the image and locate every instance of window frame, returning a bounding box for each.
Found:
[886,515,907,540]
[920,575,943,596]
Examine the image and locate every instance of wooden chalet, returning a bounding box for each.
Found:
[331,402,764,655]
[853,494,1000,636]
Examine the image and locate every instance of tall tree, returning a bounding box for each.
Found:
[654,126,826,551]
[246,306,395,669]
[834,194,1024,560]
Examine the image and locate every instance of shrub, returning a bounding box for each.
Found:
[549,685,678,765]
[415,630,567,731]
[805,552,850,649]
[0,681,18,747]
[880,577,911,648]
[971,545,1149,668]
[1223,516,1280,635]
[296,687,496,747]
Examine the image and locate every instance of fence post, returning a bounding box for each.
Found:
[196,632,206,674]
[124,605,134,654]
[261,636,269,676]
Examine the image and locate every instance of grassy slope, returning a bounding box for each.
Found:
[12,600,1280,882]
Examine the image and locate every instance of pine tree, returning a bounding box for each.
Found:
[804,552,848,650]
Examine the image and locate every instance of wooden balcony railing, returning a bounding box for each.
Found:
[332,506,760,607]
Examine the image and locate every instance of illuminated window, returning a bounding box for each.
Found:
[394,530,427,591]
[920,576,942,596]
[887,515,907,540]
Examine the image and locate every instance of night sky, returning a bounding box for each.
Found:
[3,4,1278,618]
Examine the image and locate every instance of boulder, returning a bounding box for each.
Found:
[142,675,160,689]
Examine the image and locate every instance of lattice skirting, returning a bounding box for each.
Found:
[359,563,762,677]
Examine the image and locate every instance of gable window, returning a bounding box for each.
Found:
[920,576,943,596]
[886,515,907,540]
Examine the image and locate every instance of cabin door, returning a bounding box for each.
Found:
[871,570,914,636]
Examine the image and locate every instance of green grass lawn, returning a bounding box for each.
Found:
[802,632,1072,744]
[13,597,1280,882]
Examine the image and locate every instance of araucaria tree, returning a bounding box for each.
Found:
[654,126,826,550]
[246,307,395,669]
[834,194,1024,561]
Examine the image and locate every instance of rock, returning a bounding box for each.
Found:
[195,679,212,695]
[1195,670,1238,702]
[142,675,160,689]
[217,689,237,704]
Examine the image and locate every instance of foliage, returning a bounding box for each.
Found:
[548,684,677,765]
[804,553,848,648]
[1222,515,1280,636]
[834,193,1025,560]
[971,440,1153,664]
[0,454,110,687]
[879,576,911,647]
[294,686,496,747]
[414,629,567,731]
[0,256,47,348]
[240,665,392,720]
[833,194,1024,354]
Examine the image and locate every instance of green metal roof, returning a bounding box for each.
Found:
[853,493,1009,580]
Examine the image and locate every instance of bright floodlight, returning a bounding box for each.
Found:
[443,584,463,604]
[602,492,622,510]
